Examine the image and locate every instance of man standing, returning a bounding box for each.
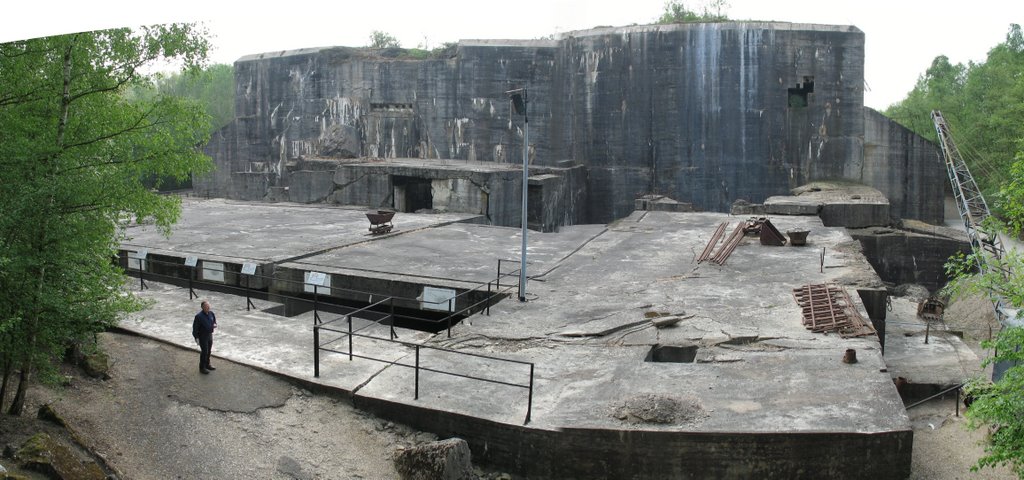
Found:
[192,300,218,374]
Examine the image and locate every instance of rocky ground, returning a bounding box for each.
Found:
[0,310,1019,479]
[0,331,475,480]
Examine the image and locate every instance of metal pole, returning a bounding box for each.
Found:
[519,97,529,302]
[390,297,396,340]
[313,286,320,324]
[525,363,534,424]
[245,275,251,311]
[347,315,353,361]
[956,386,961,417]
[189,266,196,299]
[414,345,420,400]
[487,281,491,316]
[314,326,320,378]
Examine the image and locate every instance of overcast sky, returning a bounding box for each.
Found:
[3,0,1021,110]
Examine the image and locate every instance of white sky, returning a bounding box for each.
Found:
[3,0,1021,110]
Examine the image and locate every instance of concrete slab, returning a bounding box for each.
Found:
[118,199,917,478]
[882,296,979,387]
[282,223,607,289]
[122,197,479,265]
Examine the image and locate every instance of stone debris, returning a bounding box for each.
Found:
[611,394,706,425]
[14,433,106,480]
[393,437,474,480]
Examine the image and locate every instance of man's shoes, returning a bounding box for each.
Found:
[200,369,210,374]
[206,366,216,371]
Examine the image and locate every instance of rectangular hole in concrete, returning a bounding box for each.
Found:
[645,344,698,363]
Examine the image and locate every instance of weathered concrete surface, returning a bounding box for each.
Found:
[117,199,917,479]
[864,108,945,224]
[763,181,892,227]
[849,225,972,292]
[882,296,978,391]
[196,22,944,226]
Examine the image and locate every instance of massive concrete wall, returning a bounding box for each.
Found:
[863,108,945,224]
[197,22,943,225]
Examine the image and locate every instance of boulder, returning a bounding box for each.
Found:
[82,352,110,379]
[393,438,474,480]
[15,433,106,480]
[37,404,68,428]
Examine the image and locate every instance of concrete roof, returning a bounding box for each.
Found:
[119,200,910,435]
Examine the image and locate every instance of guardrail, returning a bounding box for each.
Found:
[118,251,536,423]
[905,383,964,417]
[315,313,535,424]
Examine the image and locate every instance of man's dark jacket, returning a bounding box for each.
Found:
[192,310,216,339]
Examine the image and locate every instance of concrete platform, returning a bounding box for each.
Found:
[119,199,914,479]
[882,296,979,392]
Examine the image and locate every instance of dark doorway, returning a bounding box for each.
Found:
[393,176,433,213]
[527,184,544,230]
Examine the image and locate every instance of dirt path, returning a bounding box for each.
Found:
[25,331,433,480]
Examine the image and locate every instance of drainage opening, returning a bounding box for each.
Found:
[645,344,698,363]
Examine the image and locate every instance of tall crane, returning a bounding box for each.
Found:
[931,110,1018,380]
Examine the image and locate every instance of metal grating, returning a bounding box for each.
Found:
[793,283,876,338]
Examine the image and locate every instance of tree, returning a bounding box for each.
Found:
[657,0,730,24]
[946,247,1024,477]
[153,63,235,130]
[884,25,1024,202]
[369,30,401,49]
[0,25,212,414]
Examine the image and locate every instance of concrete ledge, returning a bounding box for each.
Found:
[355,394,912,480]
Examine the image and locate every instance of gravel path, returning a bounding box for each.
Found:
[28,331,434,480]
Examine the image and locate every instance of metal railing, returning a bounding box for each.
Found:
[906,383,964,417]
[118,251,536,423]
[314,313,535,424]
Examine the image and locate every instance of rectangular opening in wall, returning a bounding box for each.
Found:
[787,76,815,108]
[392,175,433,213]
[527,184,543,229]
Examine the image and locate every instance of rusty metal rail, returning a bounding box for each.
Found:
[710,223,746,265]
[697,222,729,263]
[793,283,876,338]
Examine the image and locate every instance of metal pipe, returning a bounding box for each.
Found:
[519,91,529,302]
[526,363,534,424]
[415,345,420,400]
[314,326,320,378]
[347,315,353,361]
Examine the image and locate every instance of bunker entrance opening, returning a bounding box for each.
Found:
[393,175,433,212]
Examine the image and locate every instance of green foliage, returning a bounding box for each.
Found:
[151,63,235,129]
[997,150,1024,236]
[944,240,1024,476]
[964,326,1024,476]
[369,30,401,49]
[0,24,212,414]
[884,24,1024,209]
[657,0,730,24]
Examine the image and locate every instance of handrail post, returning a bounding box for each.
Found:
[525,363,534,424]
[313,286,321,324]
[347,315,353,361]
[390,297,396,340]
[245,275,252,311]
[497,259,502,289]
[956,385,961,417]
[314,325,320,378]
[447,298,453,338]
[415,345,420,400]
[486,281,491,316]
